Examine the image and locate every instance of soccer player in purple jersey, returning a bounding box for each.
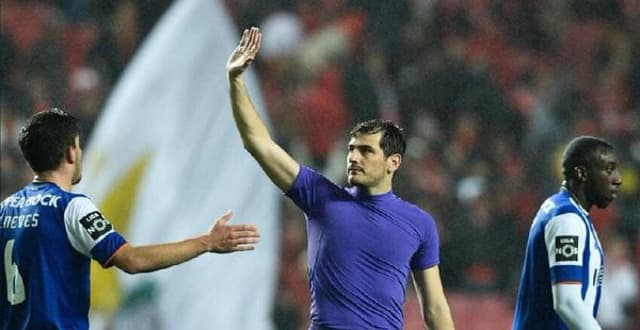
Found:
[513,136,623,329]
[226,27,454,329]
[0,108,261,329]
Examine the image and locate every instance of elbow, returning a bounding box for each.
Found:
[112,248,147,274]
[117,257,143,274]
[242,135,271,158]
[243,142,259,156]
[119,264,141,274]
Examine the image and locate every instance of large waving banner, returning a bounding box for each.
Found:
[76,0,278,329]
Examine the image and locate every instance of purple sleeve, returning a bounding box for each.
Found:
[410,215,440,270]
[285,166,338,217]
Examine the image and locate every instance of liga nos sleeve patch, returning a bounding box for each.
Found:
[79,211,113,240]
[555,235,579,262]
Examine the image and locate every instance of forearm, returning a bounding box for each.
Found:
[423,301,455,330]
[552,285,601,330]
[113,236,208,274]
[228,75,272,153]
[413,267,455,330]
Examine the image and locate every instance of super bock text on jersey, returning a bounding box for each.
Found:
[1,182,126,329]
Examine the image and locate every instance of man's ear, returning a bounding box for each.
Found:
[387,154,402,174]
[65,144,77,164]
[574,166,588,182]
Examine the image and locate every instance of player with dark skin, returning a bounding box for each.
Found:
[562,145,621,211]
[513,136,622,329]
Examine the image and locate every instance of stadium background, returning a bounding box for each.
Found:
[1,0,639,329]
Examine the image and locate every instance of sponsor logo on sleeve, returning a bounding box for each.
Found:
[79,211,112,240]
[555,236,579,262]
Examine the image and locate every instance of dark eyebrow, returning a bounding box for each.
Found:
[348,144,376,152]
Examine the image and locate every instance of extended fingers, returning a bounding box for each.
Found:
[239,29,249,49]
[221,224,260,242]
[249,27,261,50]
[226,234,260,252]
[228,223,259,233]
[243,27,261,58]
[231,236,260,244]
[231,244,256,252]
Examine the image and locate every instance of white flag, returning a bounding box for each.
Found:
[77,0,278,329]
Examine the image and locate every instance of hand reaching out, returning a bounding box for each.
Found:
[227,27,262,79]
[205,210,260,253]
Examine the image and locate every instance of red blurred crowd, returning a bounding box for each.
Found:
[1,0,639,329]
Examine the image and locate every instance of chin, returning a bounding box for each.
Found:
[348,178,364,187]
[72,176,82,185]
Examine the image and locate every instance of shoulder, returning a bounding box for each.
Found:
[300,165,336,184]
[545,190,581,216]
[543,193,585,233]
[545,212,586,239]
[37,182,89,205]
[63,195,101,220]
[292,165,343,192]
[0,184,89,211]
[534,192,581,227]
[395,196,437,226]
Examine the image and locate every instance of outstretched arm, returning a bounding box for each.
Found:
[109,210,260,274]
[226,27,300,192]
[412,266,455,330]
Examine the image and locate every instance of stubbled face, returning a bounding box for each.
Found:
[71,136,83,185]
[586,149,622,208]
[346,132,389,189]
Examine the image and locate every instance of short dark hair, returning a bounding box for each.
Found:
[561,136,614,181]
[18,108,80,172]
[349,119,406,158]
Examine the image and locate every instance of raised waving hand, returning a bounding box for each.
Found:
[227,27,262,78]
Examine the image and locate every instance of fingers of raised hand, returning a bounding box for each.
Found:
[238,27,261,56]
[239,29,249,49]
[248,27,261,53]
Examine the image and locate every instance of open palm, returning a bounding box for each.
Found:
[207,210,260,253]
[227,27,262,78]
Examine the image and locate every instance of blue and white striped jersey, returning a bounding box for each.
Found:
[513,188,604,329]
[0,182,127,330]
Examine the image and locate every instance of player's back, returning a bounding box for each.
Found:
[1,182,91,330]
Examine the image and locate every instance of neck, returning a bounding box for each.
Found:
[563,181,591,212]
[364,186,392,196]
[363,179,393,196]
[34,171,73,192]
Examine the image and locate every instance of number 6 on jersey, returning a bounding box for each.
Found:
[4,239,26,305]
